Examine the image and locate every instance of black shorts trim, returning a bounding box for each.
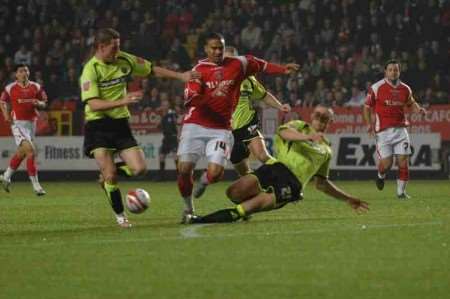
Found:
[230,113,262,164]
[252,162,303,207]
[83,117,138,158]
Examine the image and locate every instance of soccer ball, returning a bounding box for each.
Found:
[126,188,150,214]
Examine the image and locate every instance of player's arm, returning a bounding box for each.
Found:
[153,66,200,83]
[263,92,291,112]
[0,91,11,123]
[406,95,427,115]
[87,91,144,112]
[249,77,291,112]
[184,78,204,107]
[122,51,200,83]
[314,176,369,212]
[33,87,49,109]
[278,125,323,142]
[363,88,375,137]
[245,55,299,76]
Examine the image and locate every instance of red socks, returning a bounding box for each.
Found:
[9,153,23,170]
[398,163,409,181]
[177,173,193,197]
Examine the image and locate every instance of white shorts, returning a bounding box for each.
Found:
[177,123,234,166]
[375,127,411,159]
[11,120,36,146]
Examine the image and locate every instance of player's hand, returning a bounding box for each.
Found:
[123,91,143,104]
[181,71,201,82]
[347,198,369,213]
[284,63,300,74]
[308,132,324,142]
[417,106,427,115]
[280,104,291,113]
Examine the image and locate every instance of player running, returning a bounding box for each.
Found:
[177,32,299,222]
[0,64,47,196]
[80,28,197,228]
[185,105,369,224]
[363,59,426,199]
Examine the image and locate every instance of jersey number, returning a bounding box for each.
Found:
[214,141,227,152]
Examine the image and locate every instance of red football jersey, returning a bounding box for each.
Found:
[0,81,48,121]
[184,55,281,129]
[365,79,412,132]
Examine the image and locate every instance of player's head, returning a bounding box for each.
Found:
[224,46,238,57]
[384,59,401,83]
[14,64,30,83]
[311,105,334,132]
[204,32,225,64]
[94,28,120,62]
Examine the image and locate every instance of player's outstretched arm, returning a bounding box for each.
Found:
[263,92,291,112]
[314,176,369,212]
[87,91,143,112]
[153,66,201,82]
[279,127,324,142]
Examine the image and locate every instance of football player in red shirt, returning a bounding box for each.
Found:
[177,32,299,222]
[363,60,426,199]
[0,64,47,195]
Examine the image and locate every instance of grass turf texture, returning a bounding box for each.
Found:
[1,180,449,299]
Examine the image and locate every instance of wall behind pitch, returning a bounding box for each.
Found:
[0,133,441,171]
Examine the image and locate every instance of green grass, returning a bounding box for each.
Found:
[1,180,449,299]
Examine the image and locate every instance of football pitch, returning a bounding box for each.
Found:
[1,180,449,299]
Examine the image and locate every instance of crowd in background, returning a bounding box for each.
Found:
[0,0,448,118]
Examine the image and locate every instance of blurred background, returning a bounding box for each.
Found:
[0,0,449,179]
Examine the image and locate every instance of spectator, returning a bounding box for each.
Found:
[14,45,32,65]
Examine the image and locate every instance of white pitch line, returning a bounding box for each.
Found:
[0,221,443,249]
[179,224,213,239]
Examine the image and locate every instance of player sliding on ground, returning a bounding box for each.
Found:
[185,105,369,224]
[177,32,299,223]
[363,59,427,199]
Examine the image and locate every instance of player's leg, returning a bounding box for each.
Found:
[119,147,147,177]
[21,140,45,196]
[375,130,394,190]
[93,148,130,228]
[189,163,302,224]
[392,129,412,199]
[176,124,204,220]
[194,130,233,198]
[0,146,25,192]
[188,192,275,224]
[158,153,166,181]
[395,154,410,199]
[1,120,40,194]
[231,137,251,176]
[177,160,196,220]
[247,135,272,164]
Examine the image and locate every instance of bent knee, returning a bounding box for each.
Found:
[132,165,147,176]
[254,152,271,162]
[103,172,118,183]
[206,168,224,183]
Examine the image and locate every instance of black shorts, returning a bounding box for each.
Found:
[252,162,303,207]
[230,114,263,164]
[83,117,138,158]
[160,135,178,155]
